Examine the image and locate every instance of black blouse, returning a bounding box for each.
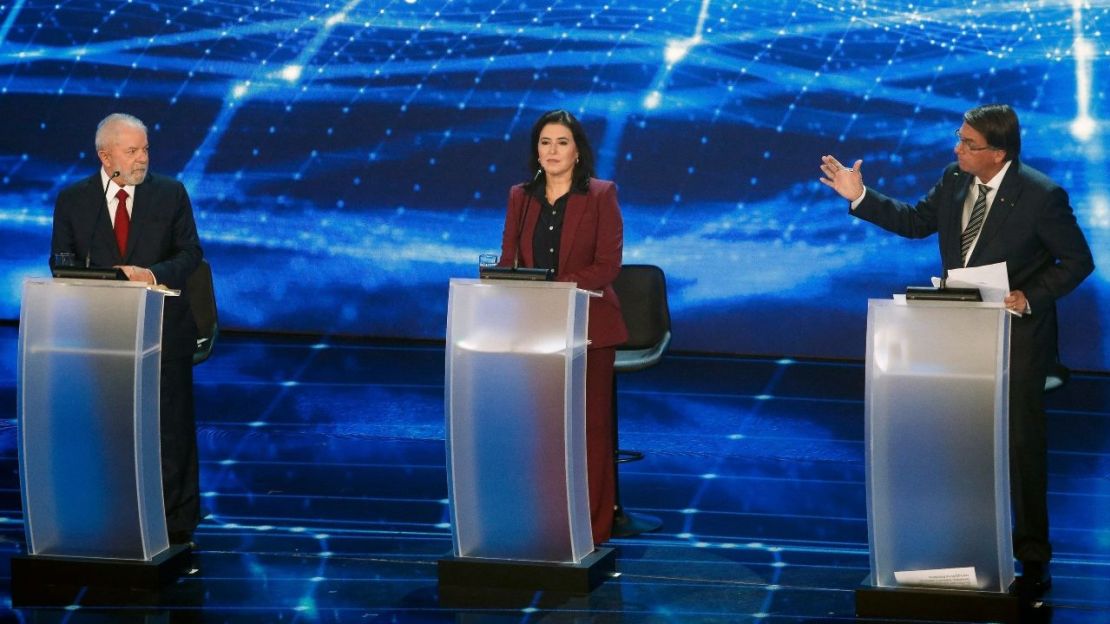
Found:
[530,184,586,272]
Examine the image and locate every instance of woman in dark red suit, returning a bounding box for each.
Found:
[498,109,629,546]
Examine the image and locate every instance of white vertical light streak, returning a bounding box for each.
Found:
[1069,0,1097,141]
[643,0,713,109]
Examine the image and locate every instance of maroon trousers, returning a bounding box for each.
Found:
[586,347,616,545]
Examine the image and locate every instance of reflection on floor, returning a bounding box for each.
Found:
[0,329,1107,622]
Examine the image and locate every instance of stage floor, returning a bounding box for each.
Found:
[1,329,1107,622]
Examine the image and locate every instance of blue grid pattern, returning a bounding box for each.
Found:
[0,328,1107,620]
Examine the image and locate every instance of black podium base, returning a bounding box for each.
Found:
[438,547,616,594]
[11,544,193,605]
[856,582,1024,623]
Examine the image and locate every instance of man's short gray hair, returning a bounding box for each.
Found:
[95,113,147,151]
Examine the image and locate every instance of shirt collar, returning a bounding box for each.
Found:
[977,159,1012,189]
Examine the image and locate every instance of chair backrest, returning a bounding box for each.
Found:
[187,259,218,365]
[611,264,671,371]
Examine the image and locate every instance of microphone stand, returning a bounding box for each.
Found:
[513,168,543,269]
[87,170,121,267]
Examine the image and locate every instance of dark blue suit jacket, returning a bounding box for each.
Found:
[853,160,1093,322]
[51,171,204,360]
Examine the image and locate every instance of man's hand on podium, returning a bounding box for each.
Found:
[117,265,157,285]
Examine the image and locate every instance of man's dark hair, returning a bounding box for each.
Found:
[964,104,1021,161]
[525,109,596,191]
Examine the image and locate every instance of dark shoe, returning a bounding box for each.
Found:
[1009,562,1052,600]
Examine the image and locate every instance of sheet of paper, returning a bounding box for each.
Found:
[944,261,1010,305]
[894,566,978,590]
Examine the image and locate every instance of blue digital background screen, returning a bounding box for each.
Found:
[2,1,1107,370]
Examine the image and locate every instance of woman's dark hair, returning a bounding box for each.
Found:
[525,109,595,191]
[964,104,1021,161]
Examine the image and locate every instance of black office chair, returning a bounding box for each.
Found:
[610,264,671,537]
[187,259,218,365]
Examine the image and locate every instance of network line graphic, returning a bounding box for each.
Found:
[0,0,1106,367]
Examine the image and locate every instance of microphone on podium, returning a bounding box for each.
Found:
[86,170,121,268]
[481,168,552,281]
[513,168,543,269]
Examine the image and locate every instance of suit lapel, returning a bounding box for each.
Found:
[971,161,1021,263]
[945,170,972,269]
[124,180,146,262]
[558,191,587,273]
[519,188,540,266]
[89,175,124,264]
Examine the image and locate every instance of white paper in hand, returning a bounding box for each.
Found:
[945,261,1011,308]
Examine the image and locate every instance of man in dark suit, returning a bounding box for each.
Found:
[51,113,204,545]
[819,104,1094,599]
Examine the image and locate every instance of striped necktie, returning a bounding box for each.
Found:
[960,184,990,264]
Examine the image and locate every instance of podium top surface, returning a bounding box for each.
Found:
[450,278,601,297]
[869,296,1005,311]
[25,277,180,296]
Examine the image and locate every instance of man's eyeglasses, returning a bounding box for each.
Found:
[954,130,998,152]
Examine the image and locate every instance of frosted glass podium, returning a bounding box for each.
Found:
[856,298,1019,621]
[13,278,191,599]
[438,278,614,598]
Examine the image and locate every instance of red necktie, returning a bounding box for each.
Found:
[114,188,130,256]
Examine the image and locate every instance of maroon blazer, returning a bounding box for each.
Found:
[499,178,629,350]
